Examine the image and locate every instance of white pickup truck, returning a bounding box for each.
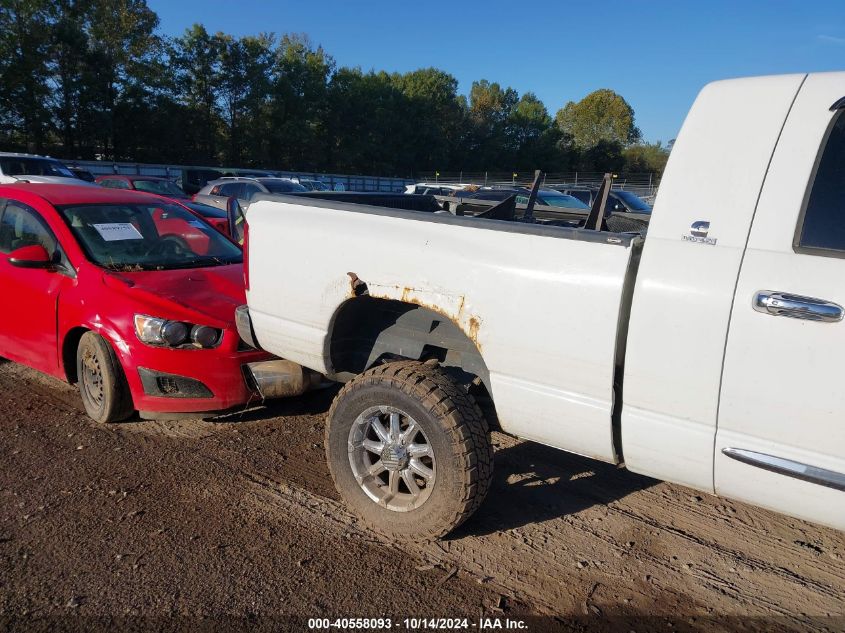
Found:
[237,72,845,540]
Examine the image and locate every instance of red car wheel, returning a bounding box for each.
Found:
[76,332,134,423]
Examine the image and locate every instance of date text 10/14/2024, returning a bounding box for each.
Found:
[308,618,529,630]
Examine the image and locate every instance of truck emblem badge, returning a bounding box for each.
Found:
[683,220,717,245]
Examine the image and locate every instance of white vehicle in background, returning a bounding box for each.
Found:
[404,182,474,195]
[239,72,845,539]
[0,152,84,184]
[0,152,90,185]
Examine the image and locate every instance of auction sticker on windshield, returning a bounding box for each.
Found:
[92,223,144,241]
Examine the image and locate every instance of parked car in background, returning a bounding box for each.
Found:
[553,186,653,214]
[0,183,318,423]
[457,187,589,215]
[222,170,277,178]
[404,182,474,195]
[0,152,77,184]
[193,177,307,210]
[68,166,96,182]
[168,198,233,238]
[178,168,224,196]
[96,175,189,200]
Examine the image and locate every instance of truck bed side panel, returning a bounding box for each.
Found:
[247,206,635,462]
[622,73,807,491]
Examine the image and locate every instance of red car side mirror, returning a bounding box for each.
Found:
[8,244,53,269]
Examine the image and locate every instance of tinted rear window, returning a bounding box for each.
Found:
[261,180,307,193]
[0,157,74,177]
[798,112,845,253]
[613,190,652,212]
[566,190,592,204]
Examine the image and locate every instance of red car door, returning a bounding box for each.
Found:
[0,199,73,375]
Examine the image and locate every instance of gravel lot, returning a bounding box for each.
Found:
[1,359,844,632]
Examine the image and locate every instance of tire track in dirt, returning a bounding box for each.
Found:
[191,427,845,628]
[3,361,844,628]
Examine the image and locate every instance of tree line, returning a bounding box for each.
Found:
[0,0,670,177]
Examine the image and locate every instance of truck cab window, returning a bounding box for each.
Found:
[797,112,845,253]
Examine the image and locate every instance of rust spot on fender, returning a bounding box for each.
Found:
[468,316,481,347]
[457,295,466,317]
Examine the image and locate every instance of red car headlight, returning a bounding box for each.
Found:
[134,314,222,349]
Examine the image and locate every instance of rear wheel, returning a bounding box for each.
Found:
[76,332,134,423]
[326,361,493,540]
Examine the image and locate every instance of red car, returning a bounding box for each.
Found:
[94,176,232,238]
[0,184,298,423]
[95,174,190,200]
[140,193,233,240]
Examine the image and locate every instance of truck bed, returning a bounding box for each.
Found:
[245,194,642,463]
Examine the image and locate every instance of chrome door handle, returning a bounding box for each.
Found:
[754,291,844,323]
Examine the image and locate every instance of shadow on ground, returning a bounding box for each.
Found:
[451,440,657,538]
[208,384,339,424]
[212,388,656,537]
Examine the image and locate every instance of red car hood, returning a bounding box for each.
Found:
[102,264,246,326]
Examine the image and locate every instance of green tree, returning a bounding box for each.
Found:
[268,34,334,170]
[172,24,224,162]
[507,92,566,171]
[461,79,518,170]
[577,139,626,173]
[0,0,54,151]
[82,0,161,158]
[555,89,641,149]
[49,0,87,155]
[218,33,274,164]
[391,68,462,176]
[326,68,409,175]
[623,141,670,176]
[0,2,653,177]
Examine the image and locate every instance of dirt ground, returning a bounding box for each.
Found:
[1,359,844,633]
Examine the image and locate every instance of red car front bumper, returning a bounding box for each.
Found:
[114,339,273,415]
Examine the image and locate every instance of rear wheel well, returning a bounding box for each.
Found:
[327,296,496,424]
[328,297,489,386]
[62,327,89,383]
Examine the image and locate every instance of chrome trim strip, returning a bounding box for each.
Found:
[722,448,845,492]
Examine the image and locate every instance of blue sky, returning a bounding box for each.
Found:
[148,0,845,144]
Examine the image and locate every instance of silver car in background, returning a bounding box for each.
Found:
[193,176,308,210]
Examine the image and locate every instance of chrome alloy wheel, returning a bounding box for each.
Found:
[347,406,436,512]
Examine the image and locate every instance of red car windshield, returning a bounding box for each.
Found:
[60,203,242,271]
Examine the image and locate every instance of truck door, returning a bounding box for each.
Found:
[717,73,845,530]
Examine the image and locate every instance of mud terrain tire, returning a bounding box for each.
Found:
[326,360,493,540]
